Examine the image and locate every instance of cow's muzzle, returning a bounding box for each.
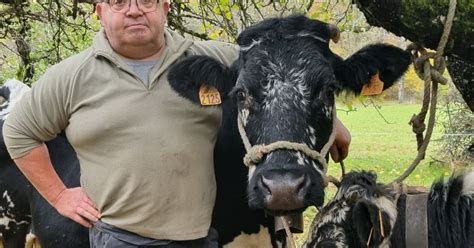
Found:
[256,170,310,211]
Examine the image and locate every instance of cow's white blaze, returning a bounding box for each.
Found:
[224,225,272,248]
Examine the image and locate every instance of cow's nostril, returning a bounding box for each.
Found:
[259,175,272,196]
[295,174,307,193]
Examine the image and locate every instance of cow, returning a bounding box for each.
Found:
[302,170,474,248]
[168,14,410,246]
[0,15,411,247]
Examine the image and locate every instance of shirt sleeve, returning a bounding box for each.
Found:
[3,65,71,159]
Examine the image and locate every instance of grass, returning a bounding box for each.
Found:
[294,102,472,246]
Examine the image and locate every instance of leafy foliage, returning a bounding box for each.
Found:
[438,87,474,166]
[0,0,99,84]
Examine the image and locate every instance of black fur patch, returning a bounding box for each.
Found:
[352,199,392,247]
[427,174,474,247]
[168,55,238,105]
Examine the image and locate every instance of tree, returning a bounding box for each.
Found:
[353,0,474,111]
[0,0,98,84]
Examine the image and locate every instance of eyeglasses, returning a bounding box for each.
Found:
[104,0,159,13]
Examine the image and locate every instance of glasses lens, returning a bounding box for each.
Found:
[139,0,157,11]
[109,0,157,13]
[110,0,128,12]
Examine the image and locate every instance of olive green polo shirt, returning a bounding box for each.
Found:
[3,28,238,240]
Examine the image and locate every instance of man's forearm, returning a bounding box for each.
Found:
[14,144,67,206]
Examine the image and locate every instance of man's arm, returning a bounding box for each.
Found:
[14,144,100,228]
[329,118,351,162]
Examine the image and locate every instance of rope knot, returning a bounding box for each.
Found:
[243,145,266,167]
[409,114,426,134]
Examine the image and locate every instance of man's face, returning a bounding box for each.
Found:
[96,0,169,49]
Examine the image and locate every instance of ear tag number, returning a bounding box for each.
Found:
[361,74,384,96]
[199,85,222,106]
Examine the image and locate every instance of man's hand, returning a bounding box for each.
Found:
[52,187,101,228]
[329,118,351,163]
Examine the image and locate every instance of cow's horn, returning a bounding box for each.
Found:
[328,24,340,43]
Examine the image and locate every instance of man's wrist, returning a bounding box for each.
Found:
[50,187,67,207]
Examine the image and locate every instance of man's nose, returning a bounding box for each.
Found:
[126,0,143,15]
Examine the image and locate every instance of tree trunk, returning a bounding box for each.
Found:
[353,0,474,111]
[398,77,405,103]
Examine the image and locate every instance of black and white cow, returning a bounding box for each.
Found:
[0,15,411,247]
[168,14,410,246]
[303,171,474,248]
[0,79,89,247]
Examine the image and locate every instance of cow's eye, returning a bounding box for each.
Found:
[236,90,247,102]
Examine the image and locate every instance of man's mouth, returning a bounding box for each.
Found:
[126,23,146,28]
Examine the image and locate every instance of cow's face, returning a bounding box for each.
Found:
[233,18,340,213]
[233,16,411,214]
[303,172,397,248]
[168,15,411,214]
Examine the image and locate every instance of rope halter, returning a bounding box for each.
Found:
[237,101,337,182]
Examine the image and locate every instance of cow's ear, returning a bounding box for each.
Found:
[352,199,393,248]
[333,44,411,95]
[168,55,238,105]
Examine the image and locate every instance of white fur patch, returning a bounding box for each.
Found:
[0,79,30,120]
[224,225,272,248]
[25,231,40,248]
[295,152,305,166]
[0,191,28,231]
[296,32,328,43]
[240,39,262,52]
[240,109,250,126]
[462,171,474,196]
[3,191,15,208]
[261,61,309,114]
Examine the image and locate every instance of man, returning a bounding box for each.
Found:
[3,0,350,247]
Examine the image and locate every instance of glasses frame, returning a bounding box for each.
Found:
[104,0,159,13]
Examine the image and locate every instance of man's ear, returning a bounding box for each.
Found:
[352,199,393,248]
[96,3,104,22]
[332,44,411,94]
[162,0,170,15]
[168,55,238,105]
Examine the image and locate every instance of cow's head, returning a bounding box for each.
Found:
[168,15,410,214]
[303,171,397,248]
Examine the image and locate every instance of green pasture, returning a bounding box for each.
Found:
[295,103,471,246]
[333,103,451,185]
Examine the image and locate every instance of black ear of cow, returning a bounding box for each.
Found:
[352,199,392,248]
[333,44,411,94]
[168,55,238,105]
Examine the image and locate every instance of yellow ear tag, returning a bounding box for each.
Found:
[199,85,222,106]
[361,74,384,96]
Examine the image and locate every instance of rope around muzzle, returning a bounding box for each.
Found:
[237,102,337,181]
[243,141,328,170]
